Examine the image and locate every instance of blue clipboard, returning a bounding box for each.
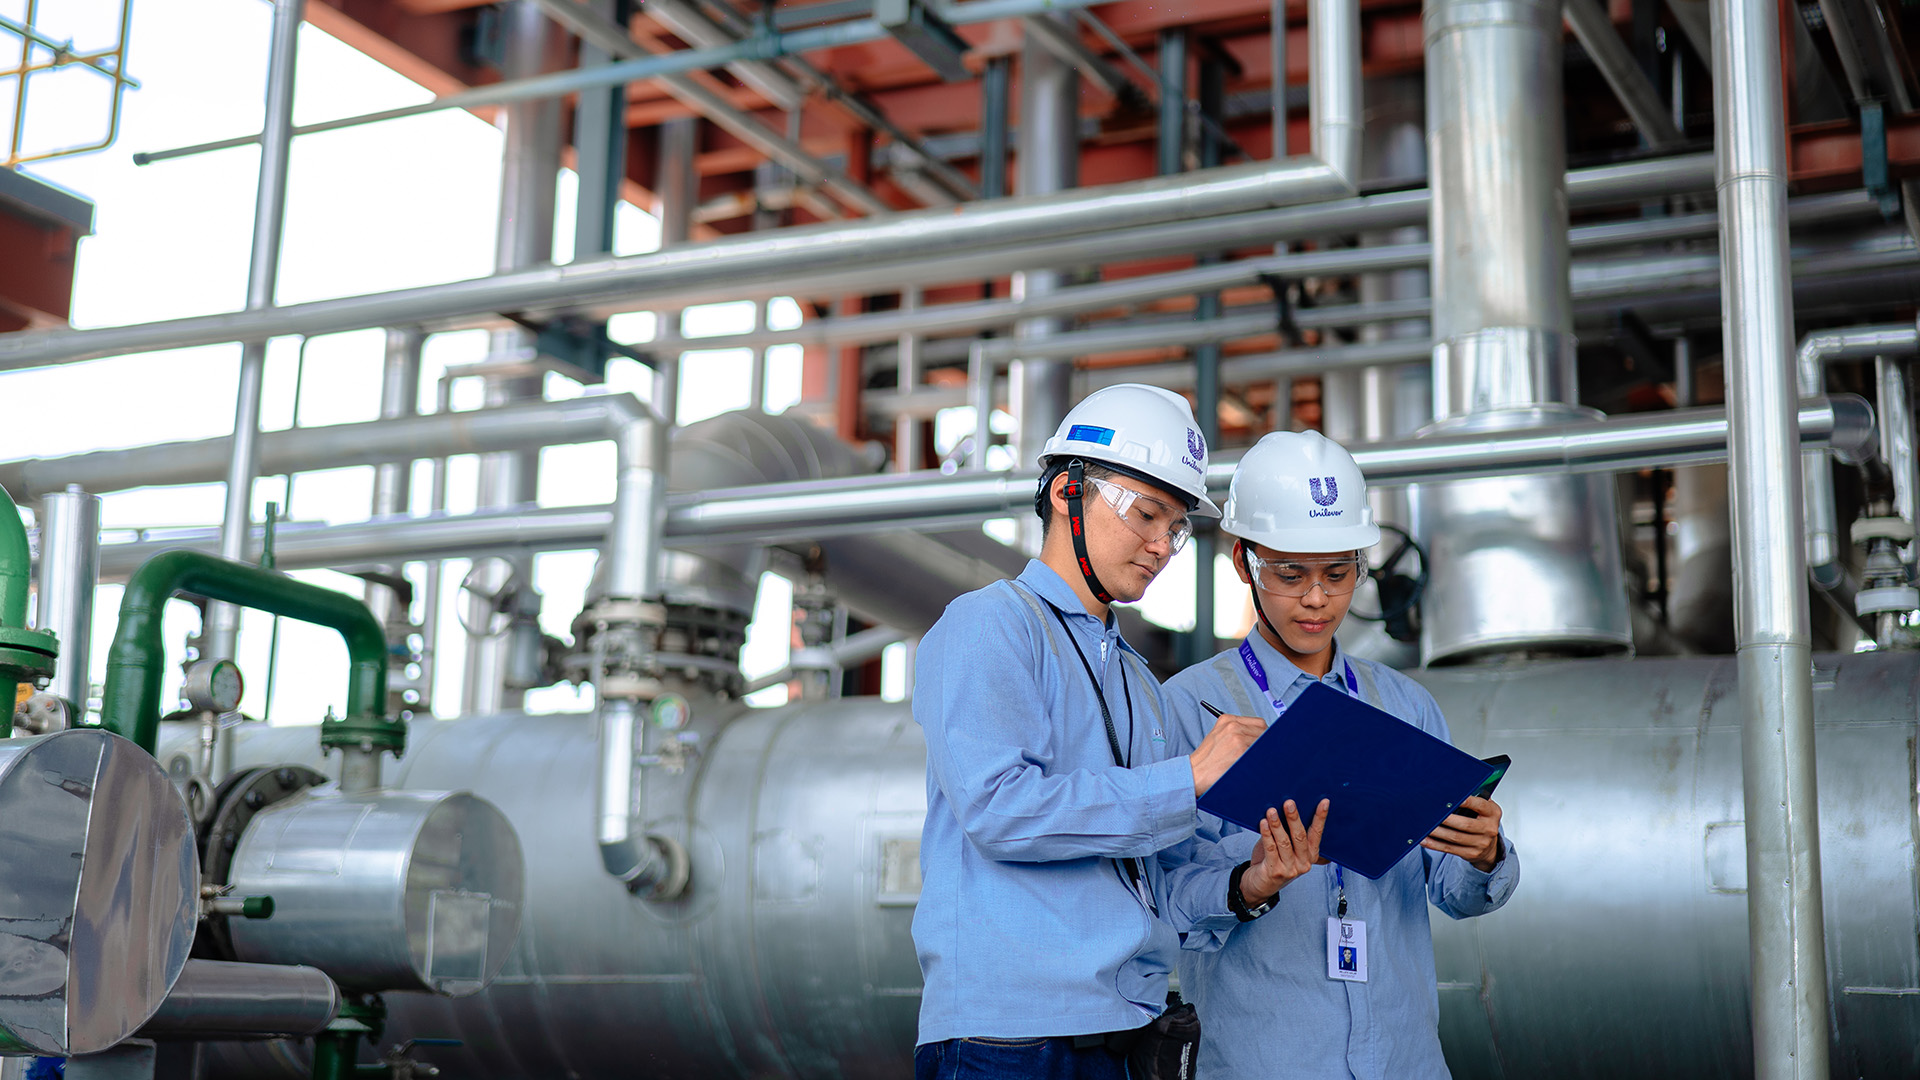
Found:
[1196,682,1499,880]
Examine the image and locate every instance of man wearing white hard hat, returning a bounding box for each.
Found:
[1159,430,1520,1080]
[912,385,1327,1080]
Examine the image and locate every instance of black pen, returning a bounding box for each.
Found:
[1200,701,1224,718]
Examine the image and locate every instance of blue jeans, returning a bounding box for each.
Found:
[915,1037,1128,1080]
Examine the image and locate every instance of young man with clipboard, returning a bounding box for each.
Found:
[1158,431,1520,1080]
[911,386,1327,1080]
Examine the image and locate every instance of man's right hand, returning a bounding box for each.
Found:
[1189,711,1267,796]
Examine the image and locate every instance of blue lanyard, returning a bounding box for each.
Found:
[1236,639,1358,716]
[1237,639,1357,915]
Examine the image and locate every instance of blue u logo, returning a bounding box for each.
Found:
[1309,477,1339,507]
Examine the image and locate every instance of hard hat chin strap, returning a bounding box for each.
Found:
[1063,459,1115,606]
[1243,547,1286,646]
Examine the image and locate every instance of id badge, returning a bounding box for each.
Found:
[1327,917,1368,982]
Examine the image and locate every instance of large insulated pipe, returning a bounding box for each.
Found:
[1712,0,1833,1067]
[100,551,391,756]
[1795,320,1920,587]
[206,0,305,663]
[1417,0,1632,662]
[134,961,338,1042]
[36,485,101,715]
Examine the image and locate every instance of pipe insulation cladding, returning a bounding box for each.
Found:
[165,651,1920,1078]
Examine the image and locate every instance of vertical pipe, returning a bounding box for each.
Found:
[1876,357,1915,533]
[1711,0,1832,1067]
[465,0,560,715]
[1272,0,1289,157]
[968,340,994,470]
[1157,29,1189,177]
[37,485,99,716]
[207,0,305,661]
[1192,57,1226,661]
[981,57,1012,200]
[365,328,422,634]
[748,300,768,412]
[1309,0,1363,184]
[895,287,924,472]
[1358,76,1430,536]
[572,0,627,263]
[1012,19,1079,553]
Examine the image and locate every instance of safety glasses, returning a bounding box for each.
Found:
[1243,551,1366,597]
[1085,476,1194,554]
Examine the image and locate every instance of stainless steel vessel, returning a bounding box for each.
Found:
[172,651,1920,1078]
[0,729,197,1056]
[226,789,525,996]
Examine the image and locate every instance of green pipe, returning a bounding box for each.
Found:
[100,550,392,755]
[0,483,30,631]
[0,483,58,739]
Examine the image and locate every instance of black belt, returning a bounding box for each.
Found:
[1070,1026,1147,1055]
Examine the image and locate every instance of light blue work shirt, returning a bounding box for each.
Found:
[912,560,1204,1045]
[1158,631,1520,1080]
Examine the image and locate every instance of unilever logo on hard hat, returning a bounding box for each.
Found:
[1182,428,1205,475]
[1308,476,1343,517]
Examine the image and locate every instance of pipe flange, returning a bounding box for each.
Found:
[194,763,328,961]
[1851,517,1916,544]
[319,710,407,756]
[0,624,57,683]
[585,598,667,627]
[1856,585,1920,617]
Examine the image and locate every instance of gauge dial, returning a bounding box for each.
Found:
[183,659,244,713]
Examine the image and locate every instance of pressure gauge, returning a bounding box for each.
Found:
[652,693,691,731]
[182,659,245,714]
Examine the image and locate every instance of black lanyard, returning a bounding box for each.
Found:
[1040,598,1154,915]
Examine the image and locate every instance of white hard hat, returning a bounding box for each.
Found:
[1220,430,1380,552]
[1038,384,1221,517]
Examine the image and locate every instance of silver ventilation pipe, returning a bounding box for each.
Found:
[1415,0,1632,663]
[1712,0,1833,1065]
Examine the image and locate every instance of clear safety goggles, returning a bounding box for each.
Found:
[1084,476,1194,554]
[1243,551,1367,597]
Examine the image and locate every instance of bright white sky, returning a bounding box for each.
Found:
[0,0,1236,726]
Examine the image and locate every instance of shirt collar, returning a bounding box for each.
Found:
[1242,626,1348,691]
[1015,560,1140,655]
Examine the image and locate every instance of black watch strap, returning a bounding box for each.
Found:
[1227,861,1274,922]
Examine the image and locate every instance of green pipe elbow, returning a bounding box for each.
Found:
[101,550,394,755]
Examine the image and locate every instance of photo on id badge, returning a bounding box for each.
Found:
[1327,918,1367,982]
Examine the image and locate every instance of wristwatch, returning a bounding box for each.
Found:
[1227,861,1275,922]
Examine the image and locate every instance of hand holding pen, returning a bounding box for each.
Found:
[1187,699,1266,797]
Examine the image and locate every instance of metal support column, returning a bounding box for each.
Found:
[206,0,304,661]
[1012,18,1080,553]
[1157,28,1189,176]
[366,328,422,735]
[37,484,100,717]
[1711,0,1832,1066]
[465,0,560,715]
[981,56,1012,200]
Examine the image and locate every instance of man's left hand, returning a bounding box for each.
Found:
[1422,796,1503,872]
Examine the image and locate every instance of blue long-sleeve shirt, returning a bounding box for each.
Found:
[1159,632,1519,1080]
[912,560,1202,1045]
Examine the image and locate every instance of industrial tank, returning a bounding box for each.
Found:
[170,651,1920,1078]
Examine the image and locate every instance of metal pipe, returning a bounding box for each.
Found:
[367,328,422,632]
[649,188,1878,356]
[1309,0,1361,184]
[1563,0,1687,148]
[532,0,889,217]
[0,154,1717,373]
[88,397,1871,573]
[100,550,390,755]
[130,0,1116,168]
[1878,356,1916,532]
[134,960,338,1041]
[1713,0,1833,1063]
[1795,320,1919,586]
[36,485,100,715]
[206,0,304,662]
[1157,28,1188,176]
